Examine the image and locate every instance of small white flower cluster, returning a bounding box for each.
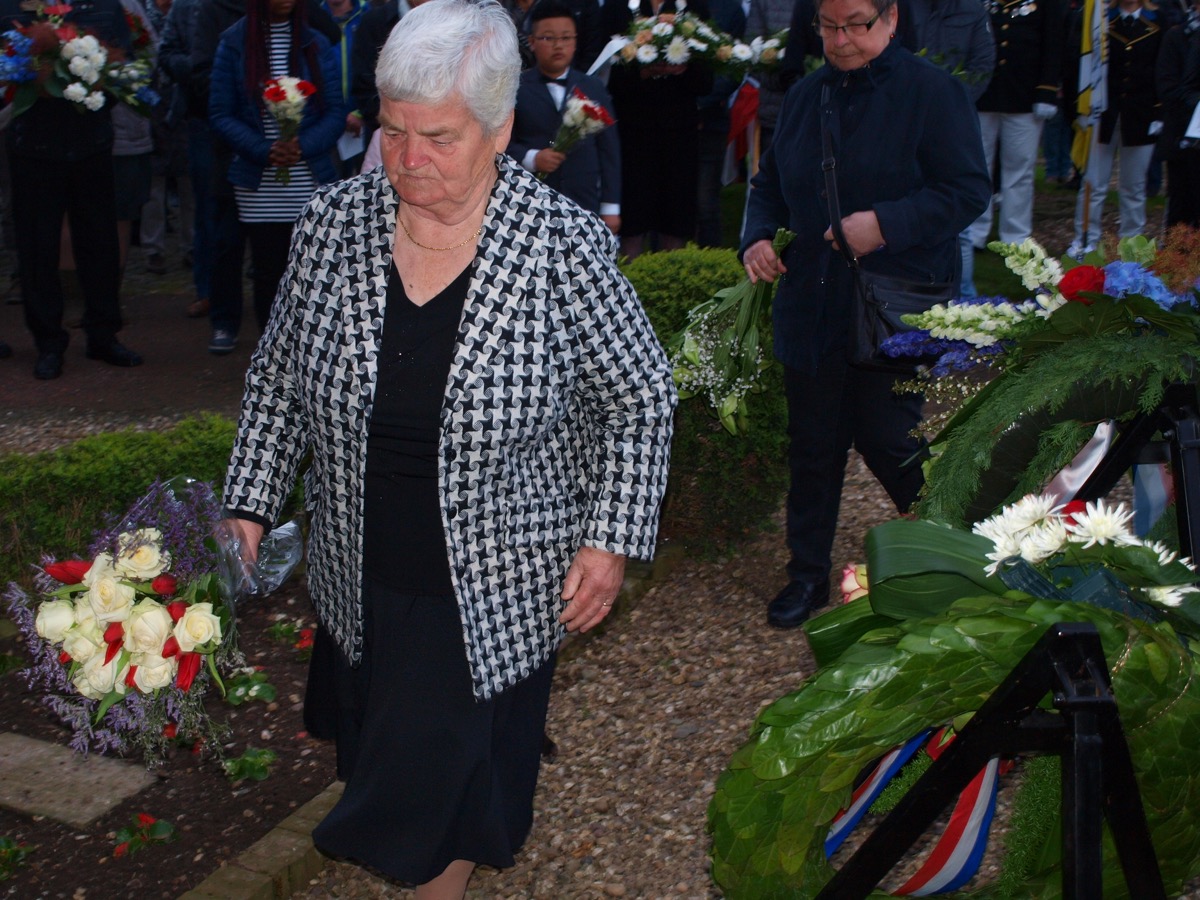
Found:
[620,14,783,71]
[61,34,107,111]
[33,528,223,700]
[972,494,1199,607]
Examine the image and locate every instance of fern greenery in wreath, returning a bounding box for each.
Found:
[881,233,1200,529]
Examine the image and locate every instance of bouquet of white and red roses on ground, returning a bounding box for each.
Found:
[5,479,246,765]
[262,75,315,184]
[543,87,613,173]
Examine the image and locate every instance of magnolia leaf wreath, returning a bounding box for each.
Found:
[708,594,1200,898]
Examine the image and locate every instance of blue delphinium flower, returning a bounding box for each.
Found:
[1103,261,1186,309]
[0,31,36,83]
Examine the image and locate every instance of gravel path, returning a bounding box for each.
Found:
[294,454,898,899]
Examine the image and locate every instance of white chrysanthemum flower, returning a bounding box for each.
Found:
[665,36,690,63]
[635,43,659,63]
[63,82,88,103]
[1064,498,1138,548]
[687,38,707,51]
[1147,540,1179,567]
[83,91,105,111]
[1146,584,1200,607]
[1005,493,1059,531]
[731,42,753,61]
[1018,520,1069,564]
[651,21,675,36]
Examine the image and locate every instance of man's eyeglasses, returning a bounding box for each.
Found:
[811,12,881,36]
[532,34,578,44]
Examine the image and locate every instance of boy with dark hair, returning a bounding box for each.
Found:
[507,0,620,232]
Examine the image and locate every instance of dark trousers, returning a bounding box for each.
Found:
[1167,155,1200,229]
[243,220,293,331]
[187,119,216,302]
[208,143,246,336]
[783,354,926,585]
[10,149,122,354]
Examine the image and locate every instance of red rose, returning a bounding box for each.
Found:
[1061,499,1088,524]
[103,622,124,664]
[162,723,178,739]
[114,842,130,858]
[59,651,71,665]
[125,664,138,688]
[296,80,316,97]
[176,652,202,691]
[44,4,72,15]
[166,600,188,622]
[152,574,178,597]
[44,560,92,584]
[136,813,157,826]
[161,635,181,658]
[1058,265,1105,304]
[264,85,287,103]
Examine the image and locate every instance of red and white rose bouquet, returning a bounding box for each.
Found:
[547,87,613,163]
[5,479,239,764]
[262,75,316,184]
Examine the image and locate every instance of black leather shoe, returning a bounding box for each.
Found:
[767,581,830,629]
[86,340,143,367]
[33,350,63,380]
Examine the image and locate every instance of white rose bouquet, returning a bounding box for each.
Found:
[5,479,240,765]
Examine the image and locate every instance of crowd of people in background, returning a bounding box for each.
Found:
[0,0,1198,376]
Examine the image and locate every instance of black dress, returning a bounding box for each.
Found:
[308,261,557,884]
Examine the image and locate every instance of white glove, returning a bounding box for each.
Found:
[1033,103,1058,121]
[1148,120,1164,136]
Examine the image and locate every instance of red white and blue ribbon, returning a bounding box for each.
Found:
[825,728,1010,895]
[824,731,930,858]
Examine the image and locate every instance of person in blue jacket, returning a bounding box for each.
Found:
[741,0,990,629]
[209,0,344,332]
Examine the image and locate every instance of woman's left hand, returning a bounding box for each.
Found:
[824,211,886,259]
[559,546,626,633]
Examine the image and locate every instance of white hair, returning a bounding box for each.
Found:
[375,0,520,135]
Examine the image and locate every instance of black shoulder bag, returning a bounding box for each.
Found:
[819,83,954,374]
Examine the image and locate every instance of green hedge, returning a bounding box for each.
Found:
[0,247,788,585]
[623,247,789,554]
[0,415,237,585]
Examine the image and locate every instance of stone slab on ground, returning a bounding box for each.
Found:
[0,731,157,828]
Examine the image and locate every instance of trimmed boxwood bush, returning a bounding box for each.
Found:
[0,415,237,586]
[623,247,789,555]
[0,247,789,586]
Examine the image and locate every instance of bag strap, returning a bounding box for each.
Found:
[819,82,859,271]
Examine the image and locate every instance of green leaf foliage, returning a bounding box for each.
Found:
[0,415,238,587]
[223,747,277,783]
[708,595,1200,897]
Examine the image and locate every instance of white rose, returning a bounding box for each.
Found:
[35,599,77,643]
[74,596,98,629]
[174,603,222,652]
[83,91,105,111]
[114,528,170,580]
[123,599,174,654]
[62,620,105,664]
[73,653,127,700]
[87,571,136,624]
[82,553,114,586]
[131,655,177,692]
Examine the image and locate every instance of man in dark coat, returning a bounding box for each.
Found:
[0,0,142,379]
[1157,0,1200,227]
[509,0,620,229]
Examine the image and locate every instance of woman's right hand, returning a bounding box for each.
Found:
[743,238,787,284]
[220,518,264,564]
[268,138,302,168]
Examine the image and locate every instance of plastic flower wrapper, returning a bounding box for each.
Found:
[3,477,245,766]
[213,518,303,633]
[668,227,794,435]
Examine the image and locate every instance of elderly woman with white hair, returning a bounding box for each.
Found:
[218,0,676,894]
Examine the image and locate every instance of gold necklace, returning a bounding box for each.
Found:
[398,214,482,252]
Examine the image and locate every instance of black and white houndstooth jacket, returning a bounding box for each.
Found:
[224,154,676,701]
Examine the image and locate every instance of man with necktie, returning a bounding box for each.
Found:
[508,0,621,232]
